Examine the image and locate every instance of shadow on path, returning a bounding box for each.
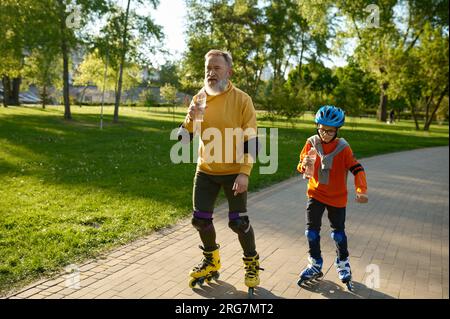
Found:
[192,280,283,299]
[299,279,395,299]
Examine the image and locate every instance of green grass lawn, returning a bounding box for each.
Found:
[0,105,448,295]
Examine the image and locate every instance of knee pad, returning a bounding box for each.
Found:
[305,229,320,242]
[192,217,213,231]
[192,211,213,231]
[228,213,251,235]
[331,230,346,243]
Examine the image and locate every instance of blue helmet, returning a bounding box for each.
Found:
[315,105,345,127]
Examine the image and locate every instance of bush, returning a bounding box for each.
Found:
[139,89,157,107]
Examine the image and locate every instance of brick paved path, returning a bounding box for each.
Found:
[7,146,449,299]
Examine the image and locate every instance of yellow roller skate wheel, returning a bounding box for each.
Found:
[189,278,197,288]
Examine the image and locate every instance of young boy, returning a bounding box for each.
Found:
[297,105,368,290]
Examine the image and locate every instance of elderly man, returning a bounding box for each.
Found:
[178,49,262,295]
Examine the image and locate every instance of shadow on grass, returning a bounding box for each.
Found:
[0,112,196,210]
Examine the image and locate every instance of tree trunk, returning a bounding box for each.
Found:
[424,95,433,128]
[423,84,448,131]
[409,97,420,130]
[62,40,71,119]
[252,49,267,97]
[377,82,388,122]
[114,0,131,123]
[11,77,21,105]
[298,33,305,83]
[2,76,21,106]
[114,63,124,123]
[2,76,11,107]
[42,85,47,109]
[253,66,262,97]
[59,1,71,120]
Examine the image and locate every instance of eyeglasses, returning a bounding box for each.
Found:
[318,128,337,136]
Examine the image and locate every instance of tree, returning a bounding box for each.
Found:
[160,83,178,122]
[286,58,338,109]
[333,0,398,122]
[157,61,181,88]
[93,0,163,123]
[181,0,333,116]
[0,0,46,106]
[0,0,111,114]
[139,88,157,108]
[181,0,266,96]
[53,0,110,119]
[265,0,330,83]
[335,0,449,122]
[73,50,142,104]
[22,48,63,108]
[388,22,449,130]
[417,24,448,130]
[160,83,177,104]
[256,77,308,125]
[114,0,132,122]
[436,96,449,124]
[332,58,378,116]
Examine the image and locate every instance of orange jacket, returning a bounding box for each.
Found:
[297,137,367,208]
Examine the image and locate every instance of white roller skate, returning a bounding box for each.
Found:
[335,257,353,291]
[297,256,323,286]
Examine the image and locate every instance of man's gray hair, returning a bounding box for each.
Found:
[205,49,233,68]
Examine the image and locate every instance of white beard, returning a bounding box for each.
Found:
[204,78,228,96]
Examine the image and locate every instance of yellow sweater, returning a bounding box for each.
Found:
[182,81,257,176]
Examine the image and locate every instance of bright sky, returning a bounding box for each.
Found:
[152,0,188,65]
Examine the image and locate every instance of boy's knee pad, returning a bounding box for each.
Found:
[305,229,320,242]
[228,212,251,234]
[192,211,213,231]
[331,230,346,243]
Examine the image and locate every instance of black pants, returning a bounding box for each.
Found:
[192,172,256,256]
[305,197,349,260]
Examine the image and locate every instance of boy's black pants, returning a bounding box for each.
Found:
[305,197,349,261]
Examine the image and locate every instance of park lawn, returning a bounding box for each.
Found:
[0,105,448,295]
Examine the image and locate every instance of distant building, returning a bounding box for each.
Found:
[1,49,190,105]
[70,85,191,105]
[0,84,42,104]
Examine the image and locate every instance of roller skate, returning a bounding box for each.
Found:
[335,257,353,291]
[297,256,323,286]
[243,253,264,298]
[188,245,221,288]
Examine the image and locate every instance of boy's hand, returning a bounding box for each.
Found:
[355,193,368,203]
[233,173,248,196]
